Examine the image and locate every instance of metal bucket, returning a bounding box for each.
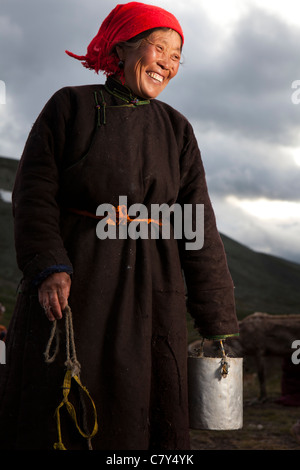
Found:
[188,342,243,430]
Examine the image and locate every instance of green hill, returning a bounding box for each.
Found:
[0,156,299,329]
[221,233,300,318]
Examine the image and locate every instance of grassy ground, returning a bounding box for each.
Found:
[189,357,300,451]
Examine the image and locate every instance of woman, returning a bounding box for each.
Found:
[0,2,239,450]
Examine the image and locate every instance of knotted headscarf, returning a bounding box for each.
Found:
[65,2,184,77]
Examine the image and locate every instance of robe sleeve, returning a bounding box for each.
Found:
[177,123,239,339]
[12,88,73,286]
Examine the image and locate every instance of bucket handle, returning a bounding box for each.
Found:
[195,338,230,379]
[219,340,230,378]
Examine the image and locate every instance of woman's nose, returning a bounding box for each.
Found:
[157,54,172,70]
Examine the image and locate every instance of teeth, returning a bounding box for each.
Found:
[147,72,163,83]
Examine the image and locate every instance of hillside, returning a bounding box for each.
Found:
[220,233,300,318]
[0,156,19,191]
[1,156,300,327]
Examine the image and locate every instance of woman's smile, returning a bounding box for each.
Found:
[146,71,164,83]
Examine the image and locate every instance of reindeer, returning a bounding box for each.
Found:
[188,312,300,401]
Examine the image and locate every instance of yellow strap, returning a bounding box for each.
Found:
[53,369,98,450]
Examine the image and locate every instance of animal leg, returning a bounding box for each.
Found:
[255,354,267,401]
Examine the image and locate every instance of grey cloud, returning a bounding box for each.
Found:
[164,6,300,146]
[0,0,113,157]
[210,195,300,264]
[197,129,300,202]
[159,6,300,208]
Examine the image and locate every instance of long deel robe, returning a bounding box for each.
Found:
[0,77,239,450]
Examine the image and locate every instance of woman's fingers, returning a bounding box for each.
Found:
[38,272,71,321]
[48,291,64,320]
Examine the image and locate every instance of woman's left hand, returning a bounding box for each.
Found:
[38,272,71,321]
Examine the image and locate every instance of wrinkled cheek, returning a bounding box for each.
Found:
[171,65,180,79]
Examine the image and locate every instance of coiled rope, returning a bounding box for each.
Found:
[44,305,98,450]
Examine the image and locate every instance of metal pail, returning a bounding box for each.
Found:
[188,346,243,430]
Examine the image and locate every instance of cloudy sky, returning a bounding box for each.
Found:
[1,0,300,263]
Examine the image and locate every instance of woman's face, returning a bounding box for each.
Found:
[117,29,182,99]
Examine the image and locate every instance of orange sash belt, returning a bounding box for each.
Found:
[67,206,162,226]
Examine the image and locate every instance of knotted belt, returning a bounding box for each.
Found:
[67,206,163,226]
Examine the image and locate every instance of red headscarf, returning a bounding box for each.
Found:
[65,2,184,77]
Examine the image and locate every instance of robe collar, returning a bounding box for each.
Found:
[104,76,150,106]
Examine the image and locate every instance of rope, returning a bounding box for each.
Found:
[64,305,81,377]
[44,320,59,364]
[193,338,230,378]
[44,305,98,450]
[219,340,230,378]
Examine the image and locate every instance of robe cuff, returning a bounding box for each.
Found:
[32,264,73,287]
[201,333,240,340]
[186,281,239,337]
[22,248,73,286]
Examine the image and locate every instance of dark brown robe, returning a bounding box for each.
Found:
[0,77,238,450]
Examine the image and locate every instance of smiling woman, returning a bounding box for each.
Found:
[0,1,239,451]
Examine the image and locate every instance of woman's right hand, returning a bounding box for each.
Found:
[38,272,71,321]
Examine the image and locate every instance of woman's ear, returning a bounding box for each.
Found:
[115,45,124,61]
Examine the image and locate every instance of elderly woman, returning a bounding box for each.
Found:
[0,2,238,450]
